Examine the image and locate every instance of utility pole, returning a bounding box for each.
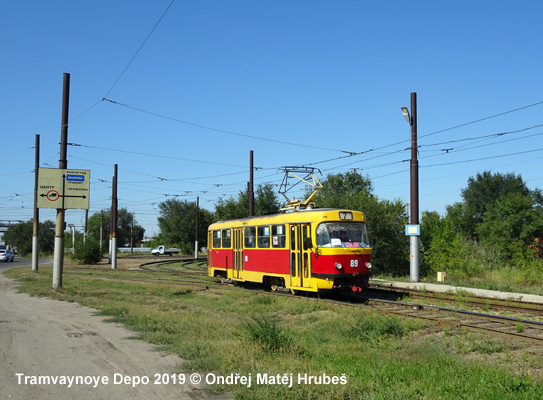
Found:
[84,209,88,245]
[194,196,199,259]
[53,73,70,289]
[32,134,40,272]
[249,150,254,216]
[111,164,118,270]
[401,92,420,282]
[100,210,103,256]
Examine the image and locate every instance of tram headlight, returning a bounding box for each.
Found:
[365,262,372,269]
[335,262,343,270]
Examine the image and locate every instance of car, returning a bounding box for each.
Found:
[0,249,14,262]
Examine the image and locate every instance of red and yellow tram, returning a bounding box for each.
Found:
[207,208,372,293]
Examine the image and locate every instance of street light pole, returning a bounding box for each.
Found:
[402,92,420,282]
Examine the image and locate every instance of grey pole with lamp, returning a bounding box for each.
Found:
[401,92,420,282]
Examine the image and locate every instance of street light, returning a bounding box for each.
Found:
[401,106,411,124]
[401,93,420,282]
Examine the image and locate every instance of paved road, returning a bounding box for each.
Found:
[0,256,52,271]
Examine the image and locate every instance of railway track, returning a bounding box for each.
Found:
[65,259,543,344]
[65,257,223,290]
[368,283,543,318]
[365,297,543,344]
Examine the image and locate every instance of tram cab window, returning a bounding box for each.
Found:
[257,226,270,248]
[244,227,256,248]
[222,229,231,248]
[272,224,286,248]
[316,222,370,248]
[213,230,222,248]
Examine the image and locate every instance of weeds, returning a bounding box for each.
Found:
[243,315,293,353]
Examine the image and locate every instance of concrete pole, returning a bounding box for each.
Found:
[71,225,75,254]
[111,164,118,270]
[84,209,88,245]
[194,196,199,259]
[32,134,40,271]
[100,210,103,256]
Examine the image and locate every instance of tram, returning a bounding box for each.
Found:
[207,208,372,293]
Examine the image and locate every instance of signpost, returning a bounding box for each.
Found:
[37,168,90,210]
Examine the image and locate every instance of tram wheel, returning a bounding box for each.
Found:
[270,284,278,292]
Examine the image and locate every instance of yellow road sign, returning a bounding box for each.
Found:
[37,168,90,210]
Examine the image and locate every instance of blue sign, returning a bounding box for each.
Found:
[66,174,85,182]
[405,225,420,236]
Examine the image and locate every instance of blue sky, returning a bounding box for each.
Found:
[2,0,543,238]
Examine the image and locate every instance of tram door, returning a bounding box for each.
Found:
[232,228,244,280]
[289,224,313,290]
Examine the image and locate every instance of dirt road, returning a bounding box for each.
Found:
[0,269,228,400]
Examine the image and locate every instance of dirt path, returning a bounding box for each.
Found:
[0,270,228,400]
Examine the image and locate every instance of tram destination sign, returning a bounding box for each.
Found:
[37,168,90,210]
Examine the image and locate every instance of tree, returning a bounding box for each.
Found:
[3,220,55,256]
[156,199,213,253]
[421,172,543,275]
[255,183,282,216]
[215,191,249,221]
[87,208,145,253]
[313,171,373,207]
[458,171,543,261]
[421,210,467,275]
[313,171,409,276]
[460,171,532,239]
[362,196,409,276]
[476,192,543,261]
[321,171,373,197]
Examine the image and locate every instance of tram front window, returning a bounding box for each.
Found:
[316,222,369,248]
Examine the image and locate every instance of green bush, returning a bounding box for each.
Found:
[71,237,102,264]
[180,241,194,255]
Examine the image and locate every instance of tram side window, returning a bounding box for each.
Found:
[244,227,256,248]
[213,230,221,248]
[222,229,231,248]
[257,226,270,248]
[272,224,286,248]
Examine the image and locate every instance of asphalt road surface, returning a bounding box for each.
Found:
[0,255,51,271]
[0,263,228,400]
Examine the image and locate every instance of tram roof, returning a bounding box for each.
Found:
[209,208,366,229]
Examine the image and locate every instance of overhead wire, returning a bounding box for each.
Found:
[67,1,175,125]
[68,142,247,169]
[68,117,543,204]
[102,98,351,153]
[420,100,543,139]
[102,0,176,99]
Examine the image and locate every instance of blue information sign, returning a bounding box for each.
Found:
[405,225,420,236]
[66,174,85,182]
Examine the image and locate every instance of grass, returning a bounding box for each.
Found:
[4,264,543,400]
[377,266,543,297]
